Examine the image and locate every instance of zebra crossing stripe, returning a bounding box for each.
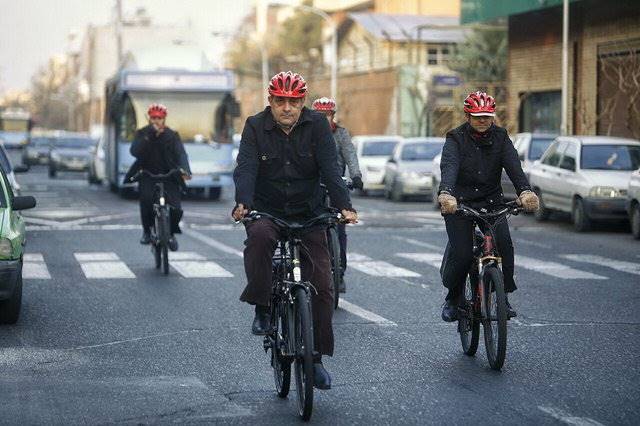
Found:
[74,252,135,279]
[348,252,421,278]
[516,255,607,280]
[171,261,234,278]
[23,253,51,279]
[396,252,442,269]
[561,254,640,276]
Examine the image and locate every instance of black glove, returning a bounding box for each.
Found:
[352,176,363,190]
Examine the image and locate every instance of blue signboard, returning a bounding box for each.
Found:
[433,75,462,86]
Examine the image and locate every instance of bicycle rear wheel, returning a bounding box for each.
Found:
[162,244,169,275]
[482,266,508,370]
[153,243,161,269]
[327,227,341,309]
[459,271,480,356]
[272,302,291,398]
[293,287,314,421]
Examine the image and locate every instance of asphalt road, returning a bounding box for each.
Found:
[1,165,638,425]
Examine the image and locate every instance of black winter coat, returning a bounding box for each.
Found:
[439,122,531,205]
[233,106,352,220]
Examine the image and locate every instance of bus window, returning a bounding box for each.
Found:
[119,95,137,142]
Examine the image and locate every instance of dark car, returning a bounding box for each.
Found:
[22,136,52,166]
[48,136,96,178]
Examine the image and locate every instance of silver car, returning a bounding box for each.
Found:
[384,137,444,201]
[627,167,640,239]
[501,133,556,200]
[183,142,234,200]
[529,136,640,231]
[353,135,402,194]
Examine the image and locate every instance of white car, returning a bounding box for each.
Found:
[430,152,443,208]
[501,133,556,200]
[352,135,402,194]
[384,137,444,201]
[627,168,640,239]
[88,136,107,184]
[529,135,640,231]
[183,142,234,200]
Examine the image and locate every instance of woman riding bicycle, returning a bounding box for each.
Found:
[311,97,362,293]
[438,91,539,322]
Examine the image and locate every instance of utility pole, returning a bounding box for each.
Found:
[116,0,124,67]
[561,0,569,135]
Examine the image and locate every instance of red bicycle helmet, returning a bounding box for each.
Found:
[147,103,168,118]
[312,97,336,112]
[463,91,496,116]
[268,71,307,98]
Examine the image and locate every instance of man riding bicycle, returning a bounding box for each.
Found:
[129,103,191,251]
[312,97,362,293]
[232,71,357,390]
[438,91,539,322]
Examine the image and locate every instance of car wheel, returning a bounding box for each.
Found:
[572,198,591,232]
[0,270,22,324]
[208,187,221,201]
[534,189,550,221]
[631,203,640,240]
[391,181,403,202]
[48,166,56,178]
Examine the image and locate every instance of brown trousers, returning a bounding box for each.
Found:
[240,218,334,356]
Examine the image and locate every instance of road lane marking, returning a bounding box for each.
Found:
[396,252,443,269]
[74,252,135,279]
[23,253,51,279]
[394,237,443,251]
[538,406,604,426]
[516,255,607,280]
[171,261,234,278]
[348,252,421,277]
[339,299,396,326]
[169,251,205,260]
[183,229,243,257]
[561,254,640,276]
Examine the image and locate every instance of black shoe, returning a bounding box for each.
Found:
[140,231,151,245]
[168,236,178,252]
[251,305,271,336]
[505,296,517,318]
[313,362,332,390]
[441,299,458,322]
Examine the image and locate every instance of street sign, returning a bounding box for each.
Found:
[432,75,461,86]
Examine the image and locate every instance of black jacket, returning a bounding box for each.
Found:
[439,122,530,205]
[125,124,191,185]
[233,106,352,219]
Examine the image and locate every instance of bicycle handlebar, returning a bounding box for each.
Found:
[130,168,187,182]
[456,200,523,219]
[238,210,342,229]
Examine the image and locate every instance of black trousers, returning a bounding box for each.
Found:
[139,177,183,235]
[240,218,335,356]
[337,223,347,274]
[441,213,516,301]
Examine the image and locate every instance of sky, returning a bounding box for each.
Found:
[0,0,255,94]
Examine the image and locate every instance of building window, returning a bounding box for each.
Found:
[427,48,438,65]
[441,47,450,64]
[519,91,561,133]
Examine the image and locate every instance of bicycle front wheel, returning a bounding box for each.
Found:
[272,302,291,398]
[459,271,480,356]
[327,227,341,309]
[293,287,314,421]
[482,266,508,370]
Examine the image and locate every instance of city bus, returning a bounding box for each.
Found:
[0,108,32,149]
[103,69,238,198]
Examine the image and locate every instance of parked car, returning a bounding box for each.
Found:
[88,136,106,184]
[183,142,234,200]
[384,137,444,201]
[22,136,52,166]
[501,133,556,199]
[627,168,640,239]
[0,143,28,195]
[352,135,402,194]
[431,152,443,209]
[48,135,96,178]
[529,136,640,231]
[0,167,36,324]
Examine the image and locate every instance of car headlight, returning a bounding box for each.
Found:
[0,238,12,257]
[589,186,620,198]
[366,166,381,172]
[400,171,423,180]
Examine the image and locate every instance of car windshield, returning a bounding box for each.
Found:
[361,141,398,156]
[30,137,50,147]
[581,144,640,171]
[184,143,232,163]
[53,138,94,149]
[528,137,555,160]
[401,142,443,161]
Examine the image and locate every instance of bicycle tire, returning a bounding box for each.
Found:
[162,244,169,275]
[272,303,291,398]
[293,287,314,421]
[459,271,480,356]
[482,266,508,370]
[153,243,161,269]
[327,227,341,309]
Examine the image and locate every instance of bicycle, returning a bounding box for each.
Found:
[241,210,341,421]
[131,169,183,275]
[322,178,353,309]
[455,200,522,370]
